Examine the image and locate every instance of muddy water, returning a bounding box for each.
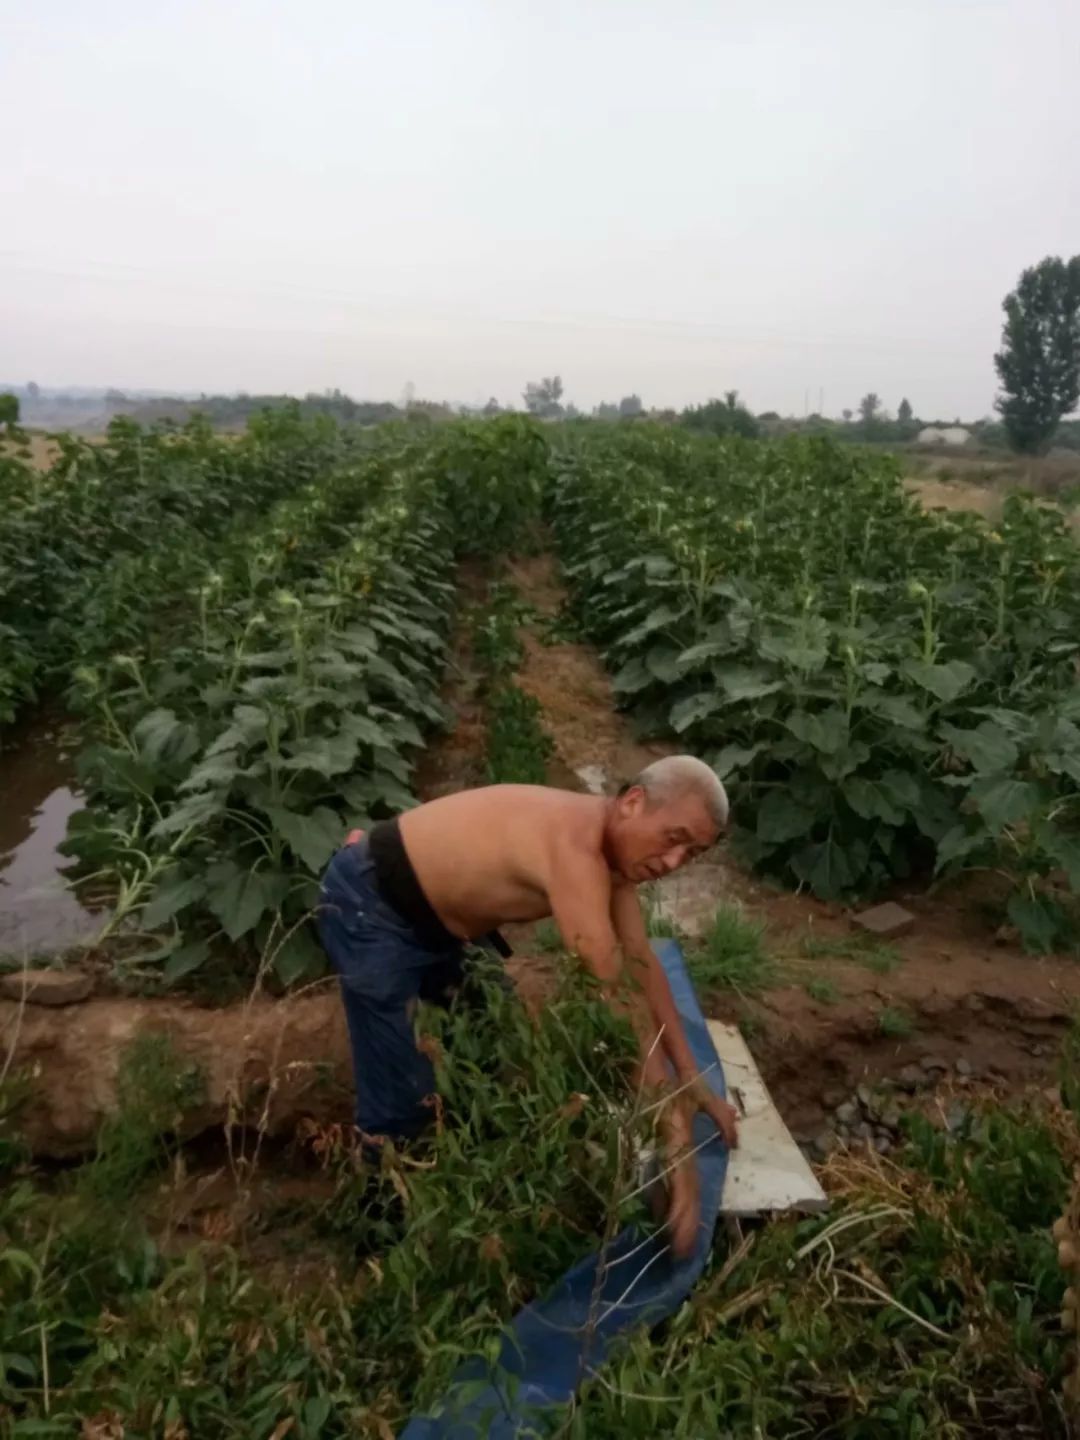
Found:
[0,714,98,956]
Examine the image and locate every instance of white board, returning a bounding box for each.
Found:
[707,1020,829,1217]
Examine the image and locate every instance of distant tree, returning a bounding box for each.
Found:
[0,393,20,430]
[681,390,759,439]
[482,397,503,416]
[994,255,1080,453]
[858,393,882,427]
[26,381,40,401]
[897,397,913,426]
[618,393,644,417]
[594,402,620,421]
[564,402,582,419]
[841,408,853,424]
[522,376,564,419]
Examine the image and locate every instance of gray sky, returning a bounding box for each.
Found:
[2,0,1078,418]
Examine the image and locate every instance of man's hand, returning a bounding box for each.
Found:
[682,1073,740,1148]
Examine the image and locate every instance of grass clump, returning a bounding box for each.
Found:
[486,684,553,784]
[804,976,841,1005]
[800,929,902,974]
[687,903,776,994]
[878,1004,915,1039]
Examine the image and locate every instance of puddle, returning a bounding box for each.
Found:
[0,714,99,957]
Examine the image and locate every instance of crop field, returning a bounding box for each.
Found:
[2,412,1080,1437]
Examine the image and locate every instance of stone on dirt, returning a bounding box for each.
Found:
[0,968,94,1006]
[955,1057,973,1077]
[920,1054,949,1073]
[835,1100,859,1126]
[851,901,915,939]
[897,1064,925,1092]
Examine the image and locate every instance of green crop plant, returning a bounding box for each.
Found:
[550,424,1080,952]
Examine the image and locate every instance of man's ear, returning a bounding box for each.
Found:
[617,784,647,819]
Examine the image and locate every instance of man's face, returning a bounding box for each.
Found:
[607,786,720,884]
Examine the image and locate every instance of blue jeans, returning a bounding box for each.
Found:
[317,839,465,1141]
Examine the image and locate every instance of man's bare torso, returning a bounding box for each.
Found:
[398,784,615,939]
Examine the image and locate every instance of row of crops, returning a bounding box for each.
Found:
[3,410,1079,976]
[549,425,1080,952]
[0,412,545,986]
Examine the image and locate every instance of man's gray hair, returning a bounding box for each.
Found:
[631,755,729,829]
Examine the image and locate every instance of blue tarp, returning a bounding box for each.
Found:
[401,938,730,1439]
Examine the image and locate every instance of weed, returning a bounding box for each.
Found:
[804,976,840,1005]
[532,917,565,954]
[486,683,553,785]
[82,1032,204,1206]
[687,903,775,994]
[799,929,902,973]
[878,1004,915,1039]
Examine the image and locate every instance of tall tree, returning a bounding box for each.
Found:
[858,393,881,427]
[994,256,1080,454]
[618,393,644,417]
[897,397,913,426]
[0,393,19,430]
[522,376,564,418]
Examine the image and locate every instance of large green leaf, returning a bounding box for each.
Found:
[1006,891,1062,955]
[180,752,244,793]
[142,869,207,929]
[163,939,212,985]
[860,693,926,730]
[150,789,227,839]
[265,805,345,873]
[934,824,986,870]
[716,666,784,704]
[902,659,976,704]
[759,618,829,672]
[756,791,816,844]
[339,712,393,749]
[709,742,764,779]
[790,837,855,899]
[132,708,198,766]
[842,776,905,825]
[939,721,1018,774]
[970,775,1040,832]
[207,704,269,757]
[273,927,327,986]
[645,644,683,684]
[613,656,653,696]
[206,862,289,942]
[669,690,722,734]
[280,731,360,778]
[784,707,848,755]
[616,604,688,650]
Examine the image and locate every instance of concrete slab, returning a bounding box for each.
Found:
[708,1020,829,1217]
[852,901,915,938]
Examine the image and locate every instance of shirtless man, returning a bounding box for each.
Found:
[317,754,739,1257]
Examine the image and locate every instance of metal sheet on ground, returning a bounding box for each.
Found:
[708,1020,828,1218]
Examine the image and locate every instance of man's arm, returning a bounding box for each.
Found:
[546,841,671,1096]
[610,883,739,1149]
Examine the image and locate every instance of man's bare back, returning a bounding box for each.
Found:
[399,784,611,938]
